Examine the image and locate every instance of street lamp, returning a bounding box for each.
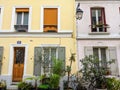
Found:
[76,3,83,71]
[76,3,83,20]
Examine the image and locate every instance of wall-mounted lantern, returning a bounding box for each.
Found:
[76,3,83,20]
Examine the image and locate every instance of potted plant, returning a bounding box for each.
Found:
[18,81,33,90]
[38,84,49,90]
[25,75,43,90]
[52,58,64,76]
[0,80,6,90]
[80,55,114,90]
[106,77,120,90]
[48,58,64,90]
[38,75,50,90]
[90,24,110,29]
[37,58,63,90]
[49,74,60,90]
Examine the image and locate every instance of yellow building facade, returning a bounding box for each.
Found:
[0,0,77,87]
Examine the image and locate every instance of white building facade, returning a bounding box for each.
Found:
[76,0,120,76]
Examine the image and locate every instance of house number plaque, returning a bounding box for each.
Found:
[17,41,21,44]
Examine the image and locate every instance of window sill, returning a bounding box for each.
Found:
[0,31,72,38]
[88,32,110,35]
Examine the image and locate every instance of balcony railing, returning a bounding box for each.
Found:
[14,25,28,32]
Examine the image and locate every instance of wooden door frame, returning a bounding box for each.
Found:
[12,47,25,82]
[8,44,28,81]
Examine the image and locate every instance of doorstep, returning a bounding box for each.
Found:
[7,85,18,90]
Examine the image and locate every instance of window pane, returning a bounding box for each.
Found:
[91,9,97,32]
[93,48,99,58]
[44,48,50,65]
[98,9,103,24]
[101,48,107,68]
[23,12,28,25]
[15,47,25,64]
[43,48,50,73]
[91,10,96,25]
[98,10,101,17]
[93,48,99,68]
[51,48,56,59]
[51,48,56,67]
[17,12,22,25]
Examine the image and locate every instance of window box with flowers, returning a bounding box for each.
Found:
[92,24,110,28]
[89,24,110,33]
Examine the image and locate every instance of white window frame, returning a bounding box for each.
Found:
[40,6,60,32]
[11,6,32,32]
[8,44,28,78]
[41,47,58,75]
[0,7,4,30]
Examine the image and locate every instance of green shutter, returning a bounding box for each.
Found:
[84,47,93,56]
[58,47,65,70]
[34,47,42,76]
[108,47,118,76]
[0,47,3,75]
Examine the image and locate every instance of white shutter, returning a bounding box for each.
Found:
[34,47,42,76]
[84,47,93,56]
[108,47,118,76]
[0,47,3,75]
[58,47,65,71]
